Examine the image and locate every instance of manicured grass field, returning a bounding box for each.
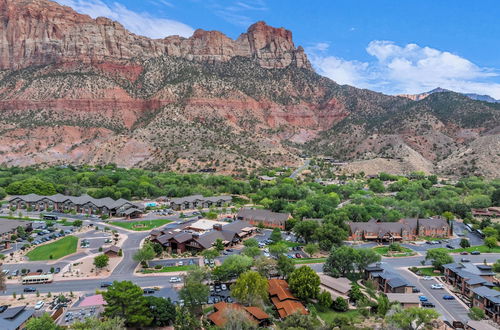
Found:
[141,265,195,273]
[451,245,500,253]
[293,257,327,264]
[314,305,362,324]
[410,266,442,276]
[26,235,78,261]
[110,219,172,231]
[373,246,415,257]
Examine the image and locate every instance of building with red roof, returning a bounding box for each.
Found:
[268,279,308,318]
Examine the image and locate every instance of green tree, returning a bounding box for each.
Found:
[212,255,253,281]
[425,248,453,271]
[102,281,152,327]
[69,317,126,330]
[484,236,498,250]
[145,296,176,327]
[288,266,320,302]
[460,238,470,249]
[178,267,209,311]
[276,312,320,330]
[151,242,164,256]
[93,254,110,272]
[133,243,155,267]
[26,313,61,330]
[213,238,225,252]
[368,179,385,193]
[348,284,365,305]
[468,307,485,321]
[222,308,259,330]
[376,294,391,316]
[386,306,440,330]
[242,246,261,258]
[231,271,269,306]
[269,228,282,243]
[293,220,319,244]
[201,249,219,259]
[0,266,6,292]
[332,296,348,312]
[483,227,497,238]
[243,238,259,248]
[442,211,454,221]
[493,260,500,273]
[174,306,201,330]
[253,256,277,278]
[303,243,319,257]
[317,290,333,310]
[269,242,288,256]
[277,255,295,279]
[314,221,347,251]
[323,246,379,277]
[73,219,83,227]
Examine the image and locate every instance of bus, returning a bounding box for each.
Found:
[465,223,473,232]
[476,229,485,238]
[42,214,58,220]
[21,274,53,285]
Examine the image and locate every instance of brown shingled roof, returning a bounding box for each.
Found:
[208,302,268,327]
[268,279,308,318]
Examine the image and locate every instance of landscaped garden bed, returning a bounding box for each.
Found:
[110,219,172,231]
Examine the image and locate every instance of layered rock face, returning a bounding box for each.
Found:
[0,0,310,70]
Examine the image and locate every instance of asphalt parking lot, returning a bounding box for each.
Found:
[417,277,470,323]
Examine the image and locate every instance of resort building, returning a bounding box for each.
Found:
[236,208,291,229]
[149,220,255,253]
[8,194,143,218]
[471,286,500,324]
[208,302,270,327]
[443,263,497,298]
[0,220,32,249]
[268,279,308,318]
[348,217,451,242]
[0,305,34,330]
[364,263,415,294]
[169,195,232,210]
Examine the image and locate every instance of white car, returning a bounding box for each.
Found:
[423,276,433,280]
[34,301,45,310]
[221,284,227,291]
[431,284,444,289]
[178,261,183,266]
[169,277,182,283]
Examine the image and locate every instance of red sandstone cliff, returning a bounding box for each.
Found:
[0,0,311,70]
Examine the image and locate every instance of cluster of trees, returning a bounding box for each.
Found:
[323,246,381,278]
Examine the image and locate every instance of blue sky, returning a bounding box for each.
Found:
[55,0,500,98]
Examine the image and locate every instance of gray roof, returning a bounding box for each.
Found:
[0,219,31,236]
[444,263,496,277]
[472,286,500,304]
[0,305,34,330]
[9,194,142,211]
[237,208,290,224]
[349,217,449,236]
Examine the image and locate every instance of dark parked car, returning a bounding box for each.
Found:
[421,301,435,308]
[460,258,470,262]
[295,253,302,258]
[24,287,37,293]
[445,244,454,249]
[412,287,421,293]
[471,251,481,255]
[100,282,113,288]
[460,251,469,255]
[143,288,155,294]
[443,295,455,300]
[54,267,61,274]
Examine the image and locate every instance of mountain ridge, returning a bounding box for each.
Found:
[0,0,499,178]
[398,87,500,103]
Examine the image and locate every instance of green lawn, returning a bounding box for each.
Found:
[451,245,500,253]
[0,215,40,221]
[373,246,415,257]
[26,235,79,261]
[269,241,301,249]
[141,265,196,273]
[110,219,172,231]
[293,257,327,264]
[410,267,442,276]
[314,305,362,324]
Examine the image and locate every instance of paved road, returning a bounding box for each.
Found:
[308,253,500,323]
[290,159,310,179]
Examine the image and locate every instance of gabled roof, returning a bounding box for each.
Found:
[268,279,296,301]
[237,208,290,224]
[8,194,143,210]
[0,305,34,330]
[472,286,500,304]
[208,302,267,327]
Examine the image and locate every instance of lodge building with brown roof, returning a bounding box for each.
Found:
[348,217,451,242]
[268,279,308,318]
[236,208,291,230]
[207,302,270,327]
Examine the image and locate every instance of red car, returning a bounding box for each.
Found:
[460,251,469,255]
[295,253,302,258]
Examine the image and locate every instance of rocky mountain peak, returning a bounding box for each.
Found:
[0,0,311,70]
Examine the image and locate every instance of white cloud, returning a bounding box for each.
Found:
[207,0,267,26]
[55,0,194,39]
[308,41,500,99]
